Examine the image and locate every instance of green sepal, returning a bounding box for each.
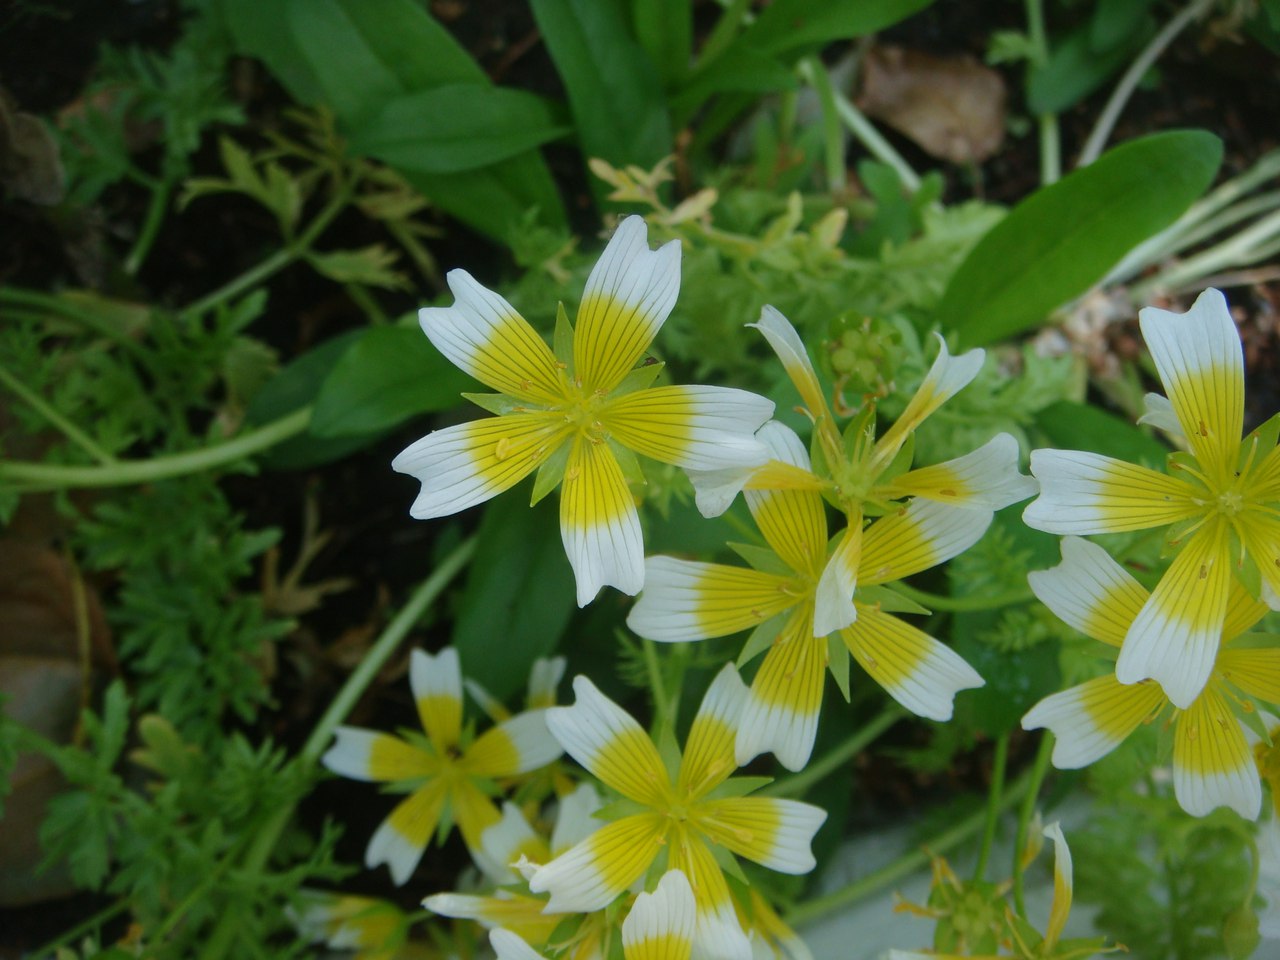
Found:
[1234,692,1273,744]
[554,301,575,374]
[877,429,916,487]
[462,391,526,416]
[655,718,683,785]
[531,440,571,505]
[738,613,788,666]
[841,402,877,461]
[727,541,792,576]
[828,634,851,701]
[1166,449,1199,475]
[856,584,931,616]
[609,360,665,398]
[435,797,455,845]
[708,839,750,885]
[606,928,627,960]
[704,775,773,800]
[548,911,586,946]
[1244,410,1280,455]
[1237,538,1263,601]
[591,797,651,822]
[609,438,648,488]
[1225,631,1280,651]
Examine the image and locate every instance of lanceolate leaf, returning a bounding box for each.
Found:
[737,0,935,58]
[939,130,1223,347]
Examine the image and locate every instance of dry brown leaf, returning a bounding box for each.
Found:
[858,45,1007,165]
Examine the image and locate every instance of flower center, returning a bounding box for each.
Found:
[1216,489,1245,516]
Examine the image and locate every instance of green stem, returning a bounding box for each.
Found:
[695,0,753,71]
[1078,0,1214,167]
[29,898,130,959]
[0,407,311,491]
[895,582,1033,612]
[1024,0,1060,185]
[643,638,672,734]
[125,177,173,276]
[973,732,1010,882]
[801,57,847,195]
[1013,732,1055,918]
[197,537,476,960]
[0,364,116,465]
[762,705,901,798]
[0,287,149,357]
[787,765,1033,926]
[827,83,922,192]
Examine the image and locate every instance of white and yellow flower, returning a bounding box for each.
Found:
[393,216,774,605]
[1024,288,1280,708]
[529,667,826,959]
[292,891,431,960]
[629,421,988,771]
[1021,537,1280,819]
[321,647,562,884]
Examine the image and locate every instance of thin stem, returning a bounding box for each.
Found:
[0,407,311,491]
[125,177,173,276]
[762,705,901,798]
[1024,0,1060,185]
[1078,0,1215,167]
[1136,206,1280,298]
[0,364,116,465]
[695,0,753,71]
[826,83,922,192]
[1012,732,1055,918]
[29,898,130,959]
[197,536,476,960]
[973,732,1010,882]
[801,57,847,195]
[786,765,1033,926]
[643,638,671,735]
[0,287,147,357]
[895,581,1034,612]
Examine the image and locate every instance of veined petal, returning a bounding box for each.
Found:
[1172,683,1261,819]
[668,837,750,960]
[479,803,550,884]
[685,463,756,518]
[884,433,1037,510]
[450,777,504,851]
[411,647,462,750]
[813,522,862,637]
[424,891,558,942]
[1027,537,1147,648]
[561,436,643,605]
[842,605,983,721]
[1138,392,1183,439]
[745,423,828,577]
[420,270,564,403]
[622,870,696,960]
[1139,288,1243,486]
[575,216,681,394]
[679,664,747,798]
[1117,520,1231,709]
[547,675,671,805]
[1219,648,1280,704]
[1023,450,1200,534]
[490,928,547,960]
[697,797,825,874]
[528,814,666,913]
[393,414,567,519]
[464,709,562,777]
[859,498,992,585]
[606,385,772,470]
[1250,445,1280,502]
[1021,675,1165,768]
[627,557,797,642]
[1042,822,1073,950]
[1223,577,1270,642]
[748,307,829,423]
[736,613,826,772]
[1234,510,1280,606]
[528,656,567,709]
[366,782,447,885]
[551,782,603,856]
[322,727,436,782]
[872,334,984,472]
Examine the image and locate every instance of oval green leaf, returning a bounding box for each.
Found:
[940,130,1223,347]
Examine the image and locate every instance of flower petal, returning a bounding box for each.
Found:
[546,675,671,805]
[669,837,751,960]
[842,605,983,721]
[527,656,567,709]
[1219,648,1280,704]
[551,782,603,856]
[679,664,748,797]
[885,433,1037,510]
[561,437,644,605]
[697,797,826,874]
[1023,450,1200,534]
[871,334,984,472]
[1027,536,1147,648]
[419,270,564,403]
[1117,520,1231,709]
[366,782,447,885]
[736,613,826,772]
[622,870,696,960]
[424,892,557,942]
[490,929,547,960]
[1042,822,1073,950]
[479,803,550,885]
[464,709,563,777]
[813,521,861,637]
[1137,392,1183,439]
[1021,675,1164,768]
[745,423,829,577]
[1139,288,1243,487]
[627,557,797,642]
[410,647,463,749]
[450,777,504,851]
[528,814,666,913]
[1173,683,1261,819]
[575,216,681,393]
[606,385,772,470]
[859,498,992,585]
[392,414,567,519]
[748,307,829,425]
[322,727,436,782]
[1234,510,1280,608]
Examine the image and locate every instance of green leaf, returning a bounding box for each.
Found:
[1028,21,1147,115]
[310,325,474,438]
[452,495,577,699]
[531,441,572,506]
[1035,400,1169,467]
[940,130,1223,347]
[726,542,791,576]
[704,776,773,800]
[349,85,570,174]
[630,0,692,87]
[739,0,935,58]
[306,244,406,289]
[531,0,672,178]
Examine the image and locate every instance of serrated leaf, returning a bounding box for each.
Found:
[310,325,473,438]
[307,245,407,290]
[940,131,1223,347]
